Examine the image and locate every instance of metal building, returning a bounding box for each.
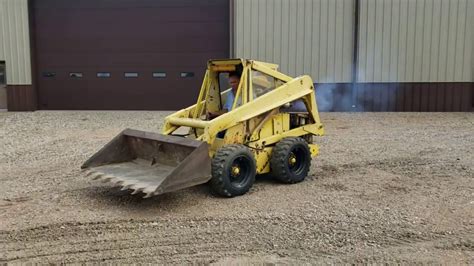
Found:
[234,0,474,111]
[0,0,473,111]
[0,0,33,110]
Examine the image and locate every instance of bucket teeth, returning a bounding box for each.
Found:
[143,192,154,199]
[131,187,144,195]
[107,177,121,186]
[101,175,115,183]
[120,181,136,191]
[86,165,160,197]
[142,186,158,198]
[91,172,104,180]
[84,170,95,177]
[143,186,157,195]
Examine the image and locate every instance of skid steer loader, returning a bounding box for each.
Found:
[82,59,324,198]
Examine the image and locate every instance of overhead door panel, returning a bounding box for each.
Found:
[33,0,229,110]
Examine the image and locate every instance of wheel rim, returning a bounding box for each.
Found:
[229,155,251,187]
[288,146,307,175]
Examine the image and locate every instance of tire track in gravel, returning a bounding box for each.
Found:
[2,216,470,263]
[1,218,338,263]
[323,233,474,264]
[312,155,473,180]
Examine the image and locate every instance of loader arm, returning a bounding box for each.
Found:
[202,75,323,144]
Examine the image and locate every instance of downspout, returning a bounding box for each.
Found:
[229,0,235,58]
[351,0,360,110]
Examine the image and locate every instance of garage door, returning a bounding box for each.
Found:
[33,0,229,110]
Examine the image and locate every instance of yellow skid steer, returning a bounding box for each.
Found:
[82,59,324,198]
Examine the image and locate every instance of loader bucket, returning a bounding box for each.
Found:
[81,129,212,198]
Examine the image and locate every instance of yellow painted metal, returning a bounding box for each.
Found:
[203,77,322,145]
[210,65,236,72]
[251,61,292,82]
[251,60,279,71]
[167,117,209,129]
[289,155,297,165]
[254,147,273,174]
[254,118,274,145]
[231,65,249,110]
[208,58,244,66]
[308,144,320,157]
[247,67,253,103]
[232,166,241,176]
[192,70,209,119]
[162,58,324,172]
[248,124,323,150]
[247,109,279,142]
[271,113,290,135]
[223,123,246,145]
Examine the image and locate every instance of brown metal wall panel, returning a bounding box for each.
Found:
[395,83,404,111]
[452,83,462,112]
[338,83,353,112]
[317,82,473,112]
[7,85,36,111]
[462,83,473,111]
[366,84,375,111]
[436,83,445,111]
[420,84,428,111]
[371,85,378,111]
[376,85,383,111]
[380,84,389,112]
[33,0,229,110]
[391,83,397,111]
[412,83,421,111]
[403,84,412,112]
[428,83,438,112]
[445,83,454,111]
[391,84,398,111]
[472,83,474,110]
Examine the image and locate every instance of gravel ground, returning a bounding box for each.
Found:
[0,111,473,264]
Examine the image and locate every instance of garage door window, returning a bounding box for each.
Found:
[69,72,83,78]
[180,72,194,78]
[97,72,111,78]
[153,72,166,78]
[124,72,138,78]
[42,72,56,78]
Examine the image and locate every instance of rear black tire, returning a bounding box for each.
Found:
[270,137,311,184]
[210,144,256,197]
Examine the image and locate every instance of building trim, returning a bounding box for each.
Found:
[229,0,235,58]
[7,85,36,111]
[351,0,360,109]
[316,82,473,112]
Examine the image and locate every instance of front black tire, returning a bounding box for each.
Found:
[210,144,256,197]
[270,137,311,184]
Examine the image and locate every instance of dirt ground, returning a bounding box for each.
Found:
[0,111,472,264]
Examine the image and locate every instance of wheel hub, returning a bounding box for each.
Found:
[289,153,297,166]
[231,165,241,177]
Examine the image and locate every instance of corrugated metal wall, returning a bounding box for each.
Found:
[234,0,473,111]
[234,0,354,83]
[235,0,474,84]
[358,0,474,82]
[0,0,32,85]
